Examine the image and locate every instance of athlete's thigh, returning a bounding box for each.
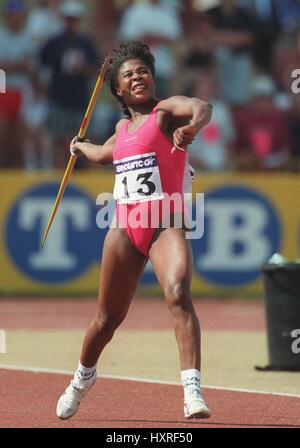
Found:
[98,227,147,318]
[149,228,193,290]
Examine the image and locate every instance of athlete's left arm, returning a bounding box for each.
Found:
[160,96,213,150]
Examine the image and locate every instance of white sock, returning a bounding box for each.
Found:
[73,362,97,388]
[181,369,201,402]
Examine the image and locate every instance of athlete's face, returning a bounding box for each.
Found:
[116,59,155,106]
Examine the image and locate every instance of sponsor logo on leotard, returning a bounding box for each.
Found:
[114,154,157,174]
[124,136,138,142]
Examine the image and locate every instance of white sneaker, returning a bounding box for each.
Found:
[184,396,211,419]
[56,374,96,420]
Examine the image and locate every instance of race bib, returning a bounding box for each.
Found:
[113,152,164,204]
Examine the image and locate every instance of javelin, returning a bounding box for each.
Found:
[41,52,111,248]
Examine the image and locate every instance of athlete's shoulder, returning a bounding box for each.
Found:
[115,118,129,135]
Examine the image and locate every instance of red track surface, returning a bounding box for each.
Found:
[1,298,299,428]
[1,369,300,428]
[0,298,266,331]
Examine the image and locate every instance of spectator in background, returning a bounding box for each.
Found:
[92,0,122,51]
[118,0,182,97]
[234,75,291,171]
[21,0,64,171]
[272,0,300,32]
[199,0,258,107]
[0,0,35,168]
[189,71,236,171]
[26,0,64,55]
[181,10,215,80]
[180,0,195,34]
[238,0,280,71]
[40,0,99,168]
[273,26,300,95]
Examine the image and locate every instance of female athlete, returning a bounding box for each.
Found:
[56,41,212,420]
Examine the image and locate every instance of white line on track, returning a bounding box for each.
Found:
[1,363,300,399]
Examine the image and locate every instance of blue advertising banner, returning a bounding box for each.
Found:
[0,170,298,295]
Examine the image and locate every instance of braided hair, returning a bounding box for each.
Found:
[107,41,156,117]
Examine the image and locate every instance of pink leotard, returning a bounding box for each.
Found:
[113,103,190,256]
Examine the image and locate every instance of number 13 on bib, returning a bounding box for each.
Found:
[113,152,164,204]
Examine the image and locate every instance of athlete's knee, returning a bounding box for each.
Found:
[93,311,123,335]
[165,281,191,313]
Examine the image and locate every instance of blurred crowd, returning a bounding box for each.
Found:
[0,0,300,172]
